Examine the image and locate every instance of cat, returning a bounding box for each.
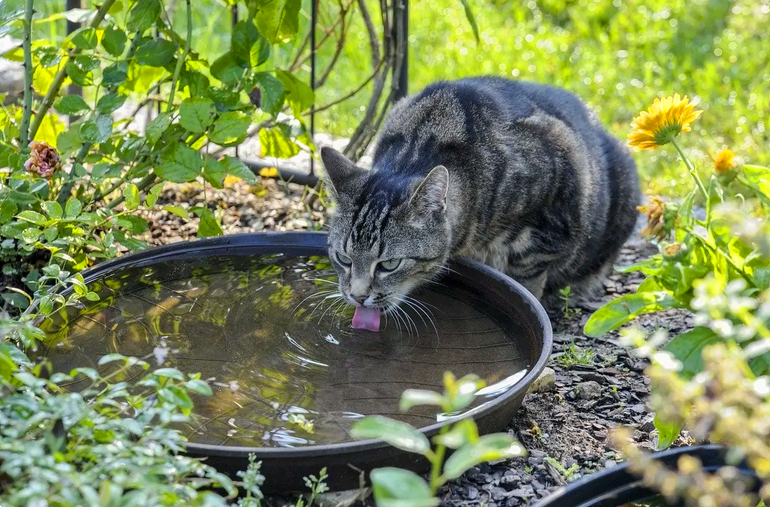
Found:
[320,76,640,324]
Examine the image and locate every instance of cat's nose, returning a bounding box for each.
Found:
[352,294,368,305]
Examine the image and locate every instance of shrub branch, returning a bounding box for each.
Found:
[19,0,34,151]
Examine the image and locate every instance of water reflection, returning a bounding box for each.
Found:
[39,254,529,448]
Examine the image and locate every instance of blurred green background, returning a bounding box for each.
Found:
[15,0,770,196]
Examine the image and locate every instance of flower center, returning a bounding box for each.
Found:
[653,122,684,146]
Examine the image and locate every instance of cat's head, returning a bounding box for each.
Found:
[320,147,451,310]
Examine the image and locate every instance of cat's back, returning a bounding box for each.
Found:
[375,77,604,162]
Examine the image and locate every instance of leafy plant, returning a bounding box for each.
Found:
[612,331,770,506]
[351,372,527,507]
[584,95,770,380]
[555,341,595,368]
[0,0,311,308]
[0,347,246,506]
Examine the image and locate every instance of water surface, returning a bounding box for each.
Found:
[40,253,528,448]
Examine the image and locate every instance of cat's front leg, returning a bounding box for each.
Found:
[513,270,547,300]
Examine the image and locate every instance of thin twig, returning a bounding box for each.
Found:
[19,0,34,150]
[315,0,352,88]
[166,0,192,113]
[291,0,356,71]
[28,0,119,141]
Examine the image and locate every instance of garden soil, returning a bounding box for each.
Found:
[139,180,695,507]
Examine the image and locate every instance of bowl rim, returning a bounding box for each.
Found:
[56,230,554,459]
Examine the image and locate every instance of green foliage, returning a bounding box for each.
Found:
[1,0,312,305]
[352,372,527,506]
[0,346,245,506]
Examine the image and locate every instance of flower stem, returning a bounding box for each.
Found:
[670,137,708,201]
[27,0,118,142]
[166,0,192,113]
[19,0,34,150]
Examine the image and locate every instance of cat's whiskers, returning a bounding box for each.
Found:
[292,290,339,315]
[397,294,439,340]
[307,292,344,321]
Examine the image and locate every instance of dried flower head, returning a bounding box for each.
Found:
[23,141,61,180]
[638,196,678,241]
[628,94,702,150]
[713,149,737,174]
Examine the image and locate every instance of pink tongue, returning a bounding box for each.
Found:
[352,306,381,332]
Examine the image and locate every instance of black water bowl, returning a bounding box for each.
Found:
[533,445,760,507]
[38,232,552,492]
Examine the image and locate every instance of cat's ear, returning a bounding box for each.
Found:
[409,165,449,215]
[320,147,366,198]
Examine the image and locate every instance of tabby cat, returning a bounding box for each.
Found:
[320,77,640,324]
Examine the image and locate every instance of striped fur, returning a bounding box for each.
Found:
[321,77,640,310]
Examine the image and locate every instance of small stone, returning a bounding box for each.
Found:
[528,367,556,393]
[577,380,602,399]
[466,486,479,500]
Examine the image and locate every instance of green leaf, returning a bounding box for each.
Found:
[251,31,270,67]
[583,291,679,338]
[370,468,438,507]
[102,61,128,86]
[66,61,92,86]
[664,327,720,379]
[16,210,48,226]
[221,156,257,184]
[146,112,172,145]
[209,111,251,146]
[195,207,223,238]
[350,416,430,455]
[179,98,216,133]
[443,433,526,480]
[153,367,185,380]
[0,201,18,224]
[253,72,284,115]
[159,385,194,409]
[211,52,245,86]
[65,197,83,218]
[232,20,259,64]
[654,414,681,450]
[96,93,127,114]
[79,115,112,144]
[258,126,299,158]
[741,165,770,206]
[202,158,226,189]
[70,27,98,50]
[41,201,63,219]
[123,183,140,211]
[127,0,161,32]
[98,353,126,365]
[432,418,479,449]
[185,378,213,396]
[255,0,302,44]
[155,145,203,183]
[400,389,446,412]
[54,95,90,115]
[276,69,314,118]
[135,39,176,67]
[459,0,480,43]
[162,204,190,220]
[102,25,127,56]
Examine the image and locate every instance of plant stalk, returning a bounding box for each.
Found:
[27,0,118,142]
[166,0,192,113]
[19,0,34,150]
[671,137,708,201]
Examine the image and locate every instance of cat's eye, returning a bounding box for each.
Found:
[335,251,352,267]
[378,258,403,272]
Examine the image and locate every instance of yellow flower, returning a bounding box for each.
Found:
[628,94,702,150]
[713,149,736,174]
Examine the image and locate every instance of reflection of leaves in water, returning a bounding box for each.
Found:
[268,283,294,310]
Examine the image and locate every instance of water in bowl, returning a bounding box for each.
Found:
[39,253,529,448]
